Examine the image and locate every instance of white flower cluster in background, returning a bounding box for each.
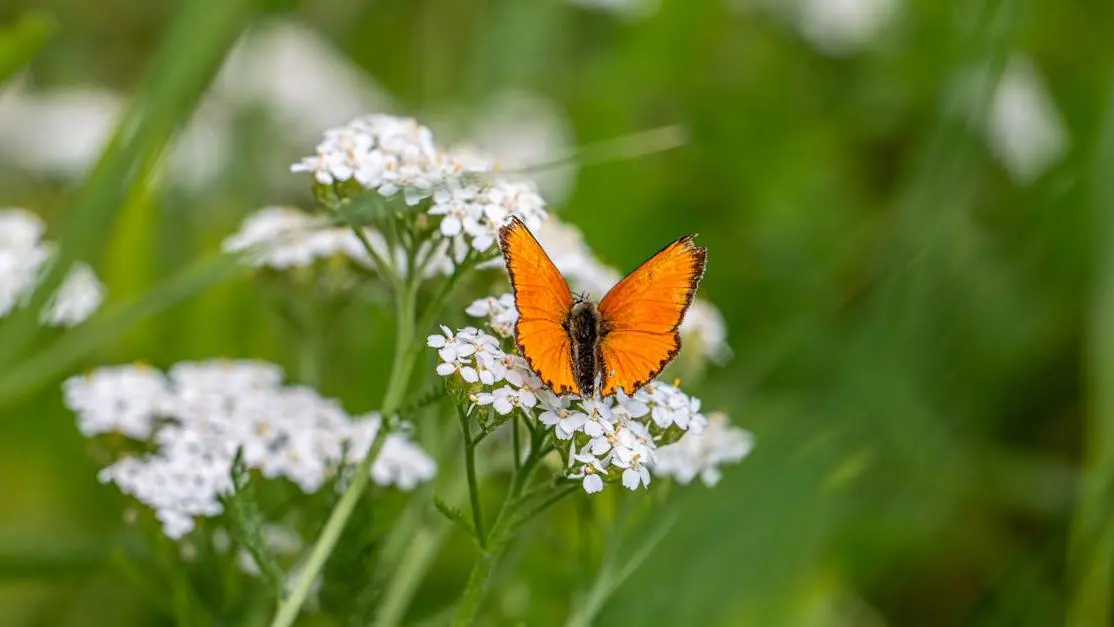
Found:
[222,206,453,278]
[429,298,751,493]
[654,412,754,486]
[986,56,1068,184]
[63,360,437,538]
[0,208,105,326]
[291,114,549,265]
[0,18,393,190]
[732,0,899,57]
[564,0,661,20]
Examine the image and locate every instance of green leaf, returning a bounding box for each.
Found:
[398,383,448,417]
[221,449,286,601]
[0,12,55,87]
[433,496,475,538]
[0,252,248,410]
[0,0,259,369]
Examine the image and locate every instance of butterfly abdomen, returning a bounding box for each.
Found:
[566,301,602,397]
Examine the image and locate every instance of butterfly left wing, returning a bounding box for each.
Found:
[499,217,579,395]
[596,234,706,397]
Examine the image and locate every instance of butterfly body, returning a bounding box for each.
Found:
[499,218,706,398]
[565,299,604,396]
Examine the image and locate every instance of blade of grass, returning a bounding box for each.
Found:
[0,252,248,409]
[1067,70,1114,627]
[0,11,55,86]
[0,0,258,368]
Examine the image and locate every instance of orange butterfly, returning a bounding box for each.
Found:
[499,217,707,398]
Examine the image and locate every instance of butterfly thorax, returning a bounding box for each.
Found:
[565,300,604,396]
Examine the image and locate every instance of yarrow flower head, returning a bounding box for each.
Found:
[0,207,105,325]
[64,360,437,538]
[653,412,754,486]
[223,205,456,280]
[290,114,548,267]
[429,293,751,494]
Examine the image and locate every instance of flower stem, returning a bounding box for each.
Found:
[269,240,421,627]
[459,405,486,547]
[563,508,678,627]
[451,429,569,626]
[269,433,388,627]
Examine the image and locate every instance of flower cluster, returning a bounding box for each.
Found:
[654,411,754,486]
[223,206,455,278]
[63,360,437,538]
[290,114,548,265]
[430,296,749,494]
[0,208,105,326]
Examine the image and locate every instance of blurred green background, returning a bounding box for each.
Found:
[1,0,1112,624]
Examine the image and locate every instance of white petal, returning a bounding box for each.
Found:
[518,390,537,408]
[583,474,604,494]
[460,367,479,383]
[583,421,603,438]
[436,363,456,377]
[440,215,463,236]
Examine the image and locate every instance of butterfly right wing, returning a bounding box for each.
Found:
[498,218,579,395]
[596,234,706,397]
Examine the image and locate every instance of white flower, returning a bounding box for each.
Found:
[0,245,49,319]
[474,385,538,416]
[986,56,1068,184]
[797,0,899,56]
[465,293,519,338]
[564,0,660,19]
[292,114,549,263]
[72,359,437,538]
[236,524,303,575]
[214,19,394,149]
[431,326,510,386]
[568,443,608,494]
[538,393,588,440]
[578,398,616,438]
[41,262,105,327]
[0,208,45,252]
[222,206,394,273]
[680,300,732,364]
[634,381,706,432]
[347,414,438,490]
[653,412,754,486]
[0,208,50,318]
[63,364,175,439]
[0,84,123,179]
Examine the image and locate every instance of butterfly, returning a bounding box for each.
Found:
[498,217,707,398]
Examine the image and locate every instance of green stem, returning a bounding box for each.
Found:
[270,243,420,627]
[452,430,567,626]
[459,405,486,547]
[563,509,678,627]
[452,551,500,627]
[351,224,403,290]
[415,253,476,337]
[270,433,388,627]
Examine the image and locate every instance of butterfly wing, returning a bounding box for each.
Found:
[499,218,579,395]
[596,234,707,397]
